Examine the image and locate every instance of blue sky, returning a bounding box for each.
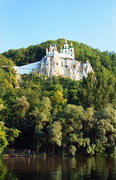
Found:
[0,0,116,53]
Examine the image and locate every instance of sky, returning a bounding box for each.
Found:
[0,0,116,53]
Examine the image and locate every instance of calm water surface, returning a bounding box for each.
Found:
[0,156,116,180]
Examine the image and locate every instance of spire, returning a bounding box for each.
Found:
[70,42,73,48]
[49,43,57,52]
[60,46,63,52]
[64,40,68,49]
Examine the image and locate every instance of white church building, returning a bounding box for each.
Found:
[47,40,75,60]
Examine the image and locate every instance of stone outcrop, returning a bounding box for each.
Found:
[38,55,93,80]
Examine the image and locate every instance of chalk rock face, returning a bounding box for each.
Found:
[38,55,93,80]
[14,41,93,80]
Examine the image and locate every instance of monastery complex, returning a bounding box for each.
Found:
[14,41,93,80]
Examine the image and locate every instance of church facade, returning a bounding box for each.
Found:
[46,40,75,59]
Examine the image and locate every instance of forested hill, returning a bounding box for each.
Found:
[2,38,116,76]
[0,39,116,156]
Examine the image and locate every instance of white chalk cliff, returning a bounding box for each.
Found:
[14,41,93,80]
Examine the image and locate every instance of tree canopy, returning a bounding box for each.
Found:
[0,39,116,155]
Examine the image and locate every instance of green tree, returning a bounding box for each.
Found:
[47,121,62,154]
[50,90,67,115]
[34,97,52,152]
[0,121,19,154]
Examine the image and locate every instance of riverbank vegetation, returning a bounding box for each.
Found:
[0,39,116,156]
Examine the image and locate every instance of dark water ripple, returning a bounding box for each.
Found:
[0,156,116,180]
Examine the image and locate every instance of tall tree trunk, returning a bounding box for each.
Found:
[36,138,39,153]
[52,144,55,155]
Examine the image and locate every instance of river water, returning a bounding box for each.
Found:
[0,156,116,180]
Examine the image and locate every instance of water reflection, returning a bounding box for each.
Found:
[1,156,116,180]
[0,159,17,180]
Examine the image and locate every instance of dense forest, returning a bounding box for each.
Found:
[0,39,116,156]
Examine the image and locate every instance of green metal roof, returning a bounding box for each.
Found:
[51,43,55,47]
